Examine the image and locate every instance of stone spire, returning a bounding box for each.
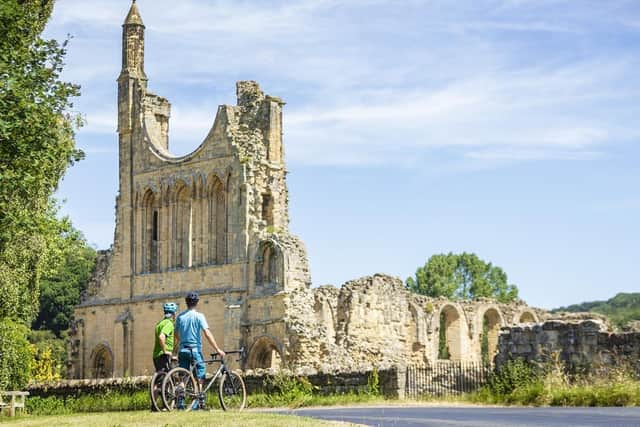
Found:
[124,0,144,27]
[120,0,146,79]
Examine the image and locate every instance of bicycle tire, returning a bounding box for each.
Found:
[218,370,246,411]
[161,367,198,412]
[149,371,166,411]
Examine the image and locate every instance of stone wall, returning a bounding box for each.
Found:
[28,367,405,399]
[496,319,640,372]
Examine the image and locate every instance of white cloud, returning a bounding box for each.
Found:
[45,0,640,167]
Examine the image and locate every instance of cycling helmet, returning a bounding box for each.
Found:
[163,302,178,314]
[186,291,199,303]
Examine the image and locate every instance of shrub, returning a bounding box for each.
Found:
[367,368,380,396]
[266,372,315,407]
[0,319,33,390]
[486,358,539,396]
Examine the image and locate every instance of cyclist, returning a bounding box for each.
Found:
[174,292,225,388]
[152,302,178,373]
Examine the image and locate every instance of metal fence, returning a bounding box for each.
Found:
[405,362,493,397]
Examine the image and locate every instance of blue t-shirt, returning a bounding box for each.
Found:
[175,309,209,351]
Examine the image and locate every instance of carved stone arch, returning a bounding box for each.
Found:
[206,173,226,264]
[515,309,538,324]
[478,306,504,363]
[437,303,466,361]
[247,336,284,370]
[208,169,227,191]
[141,187,160,272]
[254,239,284,294]
[90,342,114,379]
[172,179,191,268]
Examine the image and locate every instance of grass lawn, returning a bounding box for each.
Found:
[2,410,359,427]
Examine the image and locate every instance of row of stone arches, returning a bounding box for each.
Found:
[435,304,538,362]
[136,173,229,273]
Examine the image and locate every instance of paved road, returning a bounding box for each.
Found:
[284,406,640,427]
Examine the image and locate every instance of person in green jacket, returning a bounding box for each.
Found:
[152,302,178,372]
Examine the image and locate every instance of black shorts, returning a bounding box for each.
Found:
[153,354,171,373]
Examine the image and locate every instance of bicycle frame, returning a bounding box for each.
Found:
[187,348,244,395]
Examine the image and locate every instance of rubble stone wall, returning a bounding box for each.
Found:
[496,319,640,372]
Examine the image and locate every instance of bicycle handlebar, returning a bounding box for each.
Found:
[210,348,244,359]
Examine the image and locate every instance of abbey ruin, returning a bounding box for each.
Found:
[68,2,543,379]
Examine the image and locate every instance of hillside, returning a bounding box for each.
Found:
[552,293,640,328]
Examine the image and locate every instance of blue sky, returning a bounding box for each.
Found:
[44,0,640,309]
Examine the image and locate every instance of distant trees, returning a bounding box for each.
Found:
[406,252,519,303]
[0,0,83,389]
[553,293,640,329]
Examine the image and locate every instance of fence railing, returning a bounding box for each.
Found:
[405,361,493,397]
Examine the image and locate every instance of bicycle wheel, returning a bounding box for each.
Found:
[218,370,246,411]
[149,371,166,411]
[162,367,198,412]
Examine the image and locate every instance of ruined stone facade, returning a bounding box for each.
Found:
[69,3,542,379]
[69,2,309,378]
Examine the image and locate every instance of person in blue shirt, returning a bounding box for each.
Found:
[174,291,225,385]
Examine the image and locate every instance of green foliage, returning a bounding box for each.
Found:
[26,383,387,416]
[406,252,519,302]
[486,359,539,396]
[552,293,640,328]
[438,311,449,360]
[0,319,33,390]
[0,0,83,324]
[33,230,96,336]
[27,391,149,416]
[29,330,66,381]
[481,318,490,363]
[366,368,380,396]
[471,357,640,407]
[265,372,315,408]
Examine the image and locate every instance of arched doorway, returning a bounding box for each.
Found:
[481,308,502,363]
[247,337,283,370]
[438,305,463,361]
[519,311,537,323]
[91,344,114,379]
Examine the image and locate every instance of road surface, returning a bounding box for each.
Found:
[283,406,640,427]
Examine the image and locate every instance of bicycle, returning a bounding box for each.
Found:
[161,348,246,412]
[149,357,178,411]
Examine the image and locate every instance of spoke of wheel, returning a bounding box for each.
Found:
[162,368,197,411]
[218,371,246,411]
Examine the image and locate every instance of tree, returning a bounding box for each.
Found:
[406,252,519,303]
[33,228,96,337]
[0,319,33,390]
[0,0,82,389]
[0,0,82,322]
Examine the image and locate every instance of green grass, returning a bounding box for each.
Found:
[25,387,386,416]
[467,359,640,407]
[2,410,357,426]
